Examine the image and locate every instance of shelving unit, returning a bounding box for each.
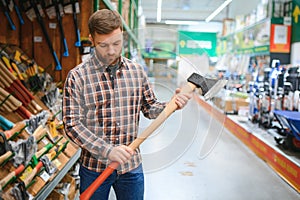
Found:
[34,148,81,199]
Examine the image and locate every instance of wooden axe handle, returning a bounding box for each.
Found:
[0,63,31,105]
[0,60,16,82]
[3,121,26,140]
[0,87,22,110]
[17,106,32,119]
[1,57,35,101]
[34,146,48,159]
[23,161,43,186]
[0,151,13,165]
[32,125,47,141]
[80,82,197,200]
[0,164,25,188]
[0,67,11,88]
[0,80,5,88]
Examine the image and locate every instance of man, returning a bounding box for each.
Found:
[62,9,191,200]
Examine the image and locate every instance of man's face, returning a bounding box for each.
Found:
[91,28,123,66]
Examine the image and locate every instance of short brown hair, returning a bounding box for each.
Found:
[88,9,122,36]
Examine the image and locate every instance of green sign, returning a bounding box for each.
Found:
[217,19,270,55]
[178,31,217,57]
[292,0,300,42]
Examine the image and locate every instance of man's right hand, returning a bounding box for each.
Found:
[108,145,134,164]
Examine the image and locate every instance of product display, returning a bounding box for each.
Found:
[0,44,80,199]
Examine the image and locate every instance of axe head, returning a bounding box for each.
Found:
[187,73,227,100]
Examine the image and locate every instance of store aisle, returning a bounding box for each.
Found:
[109,78,300,200]
[142,79,299,200]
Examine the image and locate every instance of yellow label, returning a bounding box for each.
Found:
[19,166,33,182]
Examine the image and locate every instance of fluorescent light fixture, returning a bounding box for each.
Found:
[157,0,162,22]
[165,20,200,25]
[205,0,232,22]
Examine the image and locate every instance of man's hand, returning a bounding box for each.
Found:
[174,88,192,110]
[108,145,134,164]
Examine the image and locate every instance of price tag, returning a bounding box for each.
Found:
[39,171,51,182]
[49,23,57,29]
[34,36,43,43]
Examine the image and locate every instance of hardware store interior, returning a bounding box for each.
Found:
[0,0,300,199]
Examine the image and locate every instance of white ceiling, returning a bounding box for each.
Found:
[140,0,262,23]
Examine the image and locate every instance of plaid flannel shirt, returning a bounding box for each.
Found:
[63,52,165,174]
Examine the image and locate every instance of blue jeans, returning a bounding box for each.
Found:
[79,164,144,200]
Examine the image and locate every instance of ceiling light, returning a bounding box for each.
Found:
[205,0,233,23]
[157,0,162,22]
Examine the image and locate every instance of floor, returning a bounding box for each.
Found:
[108,77,300,200]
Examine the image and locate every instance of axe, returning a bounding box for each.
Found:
[0,138,56,192]
[0,122,27,165]
[80,73,227,200]
[2,124,47,167]
[10,140,69,200]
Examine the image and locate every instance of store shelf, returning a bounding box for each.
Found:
[33,148,81,199]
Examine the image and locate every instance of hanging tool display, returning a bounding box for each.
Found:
[12,0,25,25]
[0,0,16,30]
[62,0,81,47]
[20,0,62,70]
[80,73,227,199]
[42,0,69,57]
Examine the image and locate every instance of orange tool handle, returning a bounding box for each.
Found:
[80,162,119,200]
[16,106,32,119]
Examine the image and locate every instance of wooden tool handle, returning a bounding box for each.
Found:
[0,87,22,110]
[34,146,48,159]
[0,60,16,82]
[23,161,43,186]
[4,121,26,139]
[130,82,196,150]
[0,151,13,165]
[0,67,11,87]
[0,164,24,189]
[0,62,31,105]
[32,125,47,141]
[80,82,197,200]
[17,106,32,119]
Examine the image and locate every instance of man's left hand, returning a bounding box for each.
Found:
[174,88,192,110]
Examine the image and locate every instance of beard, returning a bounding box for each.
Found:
[95,48,122,66]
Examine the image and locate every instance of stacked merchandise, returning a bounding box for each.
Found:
[0,44,79,200]
[247,61,300,152]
